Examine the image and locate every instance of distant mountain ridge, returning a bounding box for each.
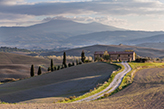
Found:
[0,19,124,49]
[63,31,164,47]
[1,19,164,50]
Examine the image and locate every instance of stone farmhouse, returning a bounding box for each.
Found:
[94,50,136,62]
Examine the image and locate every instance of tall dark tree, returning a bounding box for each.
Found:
[38,66,42,75]
[63,52,67,67]
[81,50,86,63]
[30,64,34,77]
[51,59,54,72]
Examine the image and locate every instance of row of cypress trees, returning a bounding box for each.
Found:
[30,50,86,77]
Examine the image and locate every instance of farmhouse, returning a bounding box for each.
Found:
[94,50,136,62]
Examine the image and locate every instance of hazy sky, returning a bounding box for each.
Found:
[0,0,164,31]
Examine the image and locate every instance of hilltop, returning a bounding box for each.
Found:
[40,44,164,58]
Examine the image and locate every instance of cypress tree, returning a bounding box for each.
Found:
[51,59,54,72]
[76,59,79,65]
[30,64,34,77]
[63,52,67,67]
[38,66,42,75]
[72,62,74,66]
[81,50,85,63]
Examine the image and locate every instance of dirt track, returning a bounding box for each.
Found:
[1,66,164,109]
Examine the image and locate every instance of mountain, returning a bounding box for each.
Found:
[63,31,164,47]
[0,19,123,49]
[40,44,164,58]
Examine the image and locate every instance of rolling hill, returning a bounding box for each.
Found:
[64,31,164,46]
[0,62,116,103]
[40,44,164,58]
[1,65,164,108]
[0,52,58,82]
[137,42,164,49]
[128,34,164,45]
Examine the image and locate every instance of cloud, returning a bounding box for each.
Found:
[0,0,25,5]
[0,0,164,30]
[0,0,164,16]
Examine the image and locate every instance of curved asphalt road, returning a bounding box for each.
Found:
[74,62,132,102]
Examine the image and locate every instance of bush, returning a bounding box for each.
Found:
[79,61,82,65]
[68,63,71,67]
[69,96,76,100]
[57,66,60,70]
[64,98,70,101]
[84,60,92,63]
[48,67,51,71]
[104,93,110,98]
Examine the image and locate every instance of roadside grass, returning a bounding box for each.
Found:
[100,62,164,99]
[58,63,124,103]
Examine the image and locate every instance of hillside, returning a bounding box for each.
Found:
[40,44,164,58]
[1,65,164,108]
[137,42,164,49]
[128,34,164,45]
[0,52,56,81]
[63,31,164,46]
[0,62,116,103]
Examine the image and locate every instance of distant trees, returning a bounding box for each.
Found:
[81,51,85,63]
[38,66,42,75]
[30,64,34,77]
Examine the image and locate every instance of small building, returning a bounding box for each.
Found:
[94,50,136,61]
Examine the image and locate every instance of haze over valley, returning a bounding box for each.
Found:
[0,19,164,50]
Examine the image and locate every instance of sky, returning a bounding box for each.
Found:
[0,0,164,31]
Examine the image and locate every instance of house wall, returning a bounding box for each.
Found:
[94,51,136,61]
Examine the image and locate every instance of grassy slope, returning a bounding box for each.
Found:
[0,62,116,103]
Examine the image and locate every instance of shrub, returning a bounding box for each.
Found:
[48,67,51,71]
[53,66,56,71]
[69,96,76,100]
[84,60,92,63]
[64,98,70,101]
[57,66,60,70]
[104,93,110,98]
[68,63,71,67]
[79,61,82,65]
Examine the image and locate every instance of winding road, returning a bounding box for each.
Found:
[74,62,132,102]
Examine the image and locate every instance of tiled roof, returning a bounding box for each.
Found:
[94,51,134,55]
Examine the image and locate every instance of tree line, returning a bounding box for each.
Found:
[30,50,90,77]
